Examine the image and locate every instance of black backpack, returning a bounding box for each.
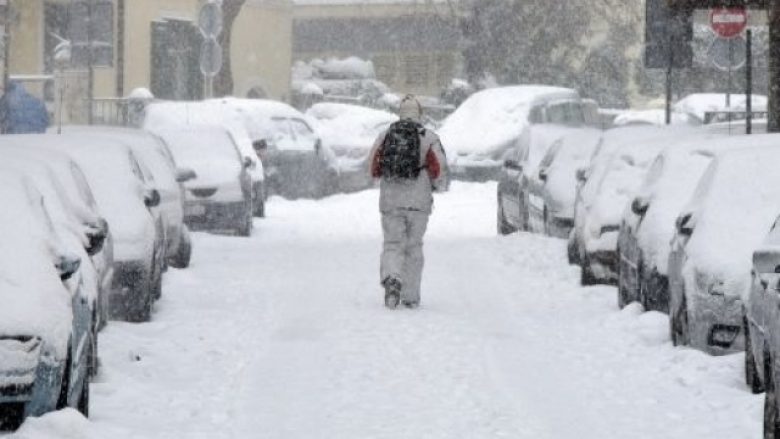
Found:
[380,120,423,180]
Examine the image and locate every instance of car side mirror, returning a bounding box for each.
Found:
[144,188,161,208]
[631,197,649,216]
[576,168,588,183]
[86,218,109,256]
[538,168,548,182]
[175,168,197,183]
[504,159,522,171]
[243,157,255,169]
[56,254,81,281]
[252,139,268,154]
[676,213,695,236]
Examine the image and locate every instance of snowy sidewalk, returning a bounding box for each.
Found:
[13,183,761,439]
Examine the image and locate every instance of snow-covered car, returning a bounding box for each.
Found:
[611,109,697,127]
[674,93,768,124]
[571,125,696,285]
[442,85,588,182]
[617,147,716,312]
[59,126,194,268]
[306,102,396,192]
[153,125,255,236]
[0,142,112,333]
[0,174,92,428]
[144,100,267,215]
[46,139,166,322]
[745,215,780,397]
[0,150,109,380]
[667,142,780,355]
[518,129,601,238]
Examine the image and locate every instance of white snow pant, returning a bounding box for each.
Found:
[380,209,430,304]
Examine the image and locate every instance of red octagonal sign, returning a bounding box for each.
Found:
[710,7,748,39]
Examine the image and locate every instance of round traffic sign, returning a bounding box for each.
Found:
[198,2,223,37]
[200,37,223,77]
[708,36,747,72]
[709,7,747,39]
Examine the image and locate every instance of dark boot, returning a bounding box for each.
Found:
[382,277,402,309]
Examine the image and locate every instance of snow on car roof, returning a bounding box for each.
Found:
[307,102,396,152]
[439,85,578,156]
[145,98,312,145]
[152,125,244,189]
[633,148,716,273]
[0,174,73,360]
[684,139,780,285]
[612,109,695,127]
[36,135,154,245]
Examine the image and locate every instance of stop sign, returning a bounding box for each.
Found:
[710,7,748,39]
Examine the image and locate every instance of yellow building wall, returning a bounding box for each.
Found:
[233,1,293,100]
[123,0,199,95]
[9,1,44,77]
[122,0,292,101]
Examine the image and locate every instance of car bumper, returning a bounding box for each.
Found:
[644,269,670,313]
[184,201,248,231]
[547,216,574,239]
[0,338,62,417]
[690,289,744,353]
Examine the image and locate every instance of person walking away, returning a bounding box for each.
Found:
[0,81,50,134]
[369,95,448,309]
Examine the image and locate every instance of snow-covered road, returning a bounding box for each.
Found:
[14,183,762,439]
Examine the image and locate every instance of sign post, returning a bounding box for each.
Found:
[709,7,748,126]
[198,1,223,99]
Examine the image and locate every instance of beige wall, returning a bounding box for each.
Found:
[122,0,198,96]
[233,0,293,100]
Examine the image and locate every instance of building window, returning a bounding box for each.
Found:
[44,0,114,71]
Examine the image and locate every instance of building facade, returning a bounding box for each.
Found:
[3,0,293,124]
[293,1,461,97]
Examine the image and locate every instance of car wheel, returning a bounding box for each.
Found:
[580,255,598,286]
[0,403,23,430]
[254,197,266,218]
[168,228,192,269]
[746,320,765,394]
[89,324,99,378]
[671,293,690,346]
[766,363,780,438]
[77,349,90,418]
[56,352,72,410]
[567,233,580,265]
[237,206,253,237]
[617,280,629,309]
[127,270,153,323]
[519,196,530,231]
[543,207,552,236]
[497,197,515,236]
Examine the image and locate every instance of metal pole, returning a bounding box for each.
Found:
[86,0,95,124]
[665,35,674,125]
[747,29,753,135]
[3,0,11,94]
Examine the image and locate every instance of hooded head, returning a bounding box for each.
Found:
[399,94,422,123]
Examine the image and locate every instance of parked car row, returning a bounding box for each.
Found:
[496,111,780,434]
[143,98,340,201]
[0,123,258,430]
